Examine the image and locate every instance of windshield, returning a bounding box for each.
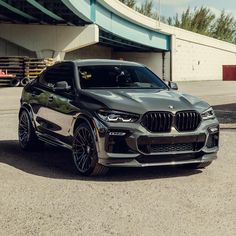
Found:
[78,65,168,90]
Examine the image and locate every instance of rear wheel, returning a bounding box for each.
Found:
[72,123,108,176]
[18,110,43,150]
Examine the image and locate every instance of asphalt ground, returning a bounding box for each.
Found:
[0,81,235,235]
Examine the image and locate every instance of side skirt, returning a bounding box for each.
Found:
[36,132,72,150]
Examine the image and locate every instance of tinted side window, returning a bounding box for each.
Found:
[39,63,74,90]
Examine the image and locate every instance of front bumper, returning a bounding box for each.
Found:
[93,117,219,167]
[99,152,217,167]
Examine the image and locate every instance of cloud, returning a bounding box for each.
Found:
[161,0,192,6]
[174,6,236,20]
[196,6,236,19]
[225,9,236,18]
[208,7,221,18]
[175,6,188,15]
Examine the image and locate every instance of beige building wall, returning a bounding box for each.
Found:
[0,38,35,58]
[65,44,166,80]
[112,51,164,79]
[173,38,236,81]
[65,44,112,60]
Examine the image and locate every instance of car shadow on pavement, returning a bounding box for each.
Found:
[0,140,202,181]
[213,103,236,124]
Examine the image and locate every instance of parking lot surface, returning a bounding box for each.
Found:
[0,81,235,235]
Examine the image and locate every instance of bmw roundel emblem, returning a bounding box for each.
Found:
[169,105,174,109]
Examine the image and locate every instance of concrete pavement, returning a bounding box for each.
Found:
[0,81,236,235]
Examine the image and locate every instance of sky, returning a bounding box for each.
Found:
[136,0,236,19]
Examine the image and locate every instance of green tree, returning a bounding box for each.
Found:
[168,7,236,44]
[136,0,154,18]
[119,1,236,44]
[166,16,173,25]
[119,0,136,9]
[191,7,215,35]
[119,0,161,21]
[171,7,215,36]
[211,10,236,42]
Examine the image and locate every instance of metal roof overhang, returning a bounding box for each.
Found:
[0,0,89,25]
[0,0,171,52]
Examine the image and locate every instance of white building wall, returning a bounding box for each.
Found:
[173,37,236,81]
[163,52,171,81]
[105,0,236,81]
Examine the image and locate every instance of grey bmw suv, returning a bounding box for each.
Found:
[18,59,219,176]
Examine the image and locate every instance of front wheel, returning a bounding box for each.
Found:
[72,123,109,176]
[18,110,44,151]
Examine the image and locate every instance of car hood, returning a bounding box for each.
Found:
[82,89,210,114]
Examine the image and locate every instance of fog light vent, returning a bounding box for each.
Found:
[206,134,219,148]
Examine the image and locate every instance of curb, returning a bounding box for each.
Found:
[220,123,236,129]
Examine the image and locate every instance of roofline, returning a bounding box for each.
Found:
[76,59,144,67]
[57,59,145,67]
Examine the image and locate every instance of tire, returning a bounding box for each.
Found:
[72,123,109,176]
[20,77,30,87]
[18,110,44,151]
[10,78,20,87]
[184,161,212,169]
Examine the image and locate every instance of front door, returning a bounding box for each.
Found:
[37,62,79,145]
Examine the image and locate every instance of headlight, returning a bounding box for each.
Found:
[97,110,139,123]
[201,107,215,120]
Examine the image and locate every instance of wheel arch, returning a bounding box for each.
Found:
[19,104,33,119]
[73,114,96,135]
[18,104,37,129]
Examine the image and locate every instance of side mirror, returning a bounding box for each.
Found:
[168,81,178,90]
[53,81,71,92]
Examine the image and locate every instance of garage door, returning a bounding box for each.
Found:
[223,65,236,81]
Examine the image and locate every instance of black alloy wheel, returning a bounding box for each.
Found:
[72,123,108,176]
[18,110,43,150]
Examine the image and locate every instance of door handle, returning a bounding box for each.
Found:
[48,96,54,102]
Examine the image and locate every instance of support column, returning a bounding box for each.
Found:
[53,51,65,61]
[0,24,99,59]
[170,34,176,82]
[35,51,43,59]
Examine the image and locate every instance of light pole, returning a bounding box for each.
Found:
[158,0,161,27]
